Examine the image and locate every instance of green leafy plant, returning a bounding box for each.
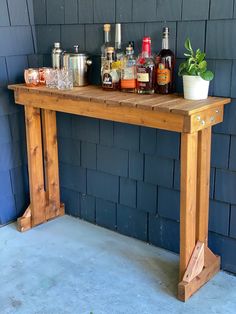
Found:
[178,38,214,81]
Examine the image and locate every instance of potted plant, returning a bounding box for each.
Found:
[178,38,214,100]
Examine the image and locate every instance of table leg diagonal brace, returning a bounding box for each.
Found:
[17,107,64,232]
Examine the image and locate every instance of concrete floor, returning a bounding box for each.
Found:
[0,216,236,314]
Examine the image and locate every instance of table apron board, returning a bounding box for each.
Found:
[9,85,231,302]
[14,89,224,134]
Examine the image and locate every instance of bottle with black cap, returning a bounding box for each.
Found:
[155,27,175,94]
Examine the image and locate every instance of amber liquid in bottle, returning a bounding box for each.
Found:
[136,37,155,94]
[156,27,175,94]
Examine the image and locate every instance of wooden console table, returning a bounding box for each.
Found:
[9,84,230,301]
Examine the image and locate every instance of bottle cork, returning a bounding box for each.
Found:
[104,24,111,32]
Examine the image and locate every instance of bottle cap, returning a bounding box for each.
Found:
[129,41,134,49]
[163,27,169,35]
[142,37,151,54]
[107,47,114,53]
[104,24,111,32]
[54,42,61,48]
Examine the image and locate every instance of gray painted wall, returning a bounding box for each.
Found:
[0,0,236,274]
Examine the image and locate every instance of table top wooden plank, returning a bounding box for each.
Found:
[8,84,231,116]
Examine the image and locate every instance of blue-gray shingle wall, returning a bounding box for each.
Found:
[0,0,34,225]
[1,0,236,274]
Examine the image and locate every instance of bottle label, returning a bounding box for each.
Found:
[122,68,135,80]
[121,79,136,89]
[157,63,171,85]
[102,73,113,88]
[137,73,149,82]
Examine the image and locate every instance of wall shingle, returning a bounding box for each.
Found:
[120,177,136,208]
[177,21,206,58]
[65,0,78,24]
[156,0,182,21]
[94,0,115,24]
[210,0,234,19]
[182,0,210,21]
[206,20,236,59]
[97,145,128,177]
[8,0,30,26]
[145,155,174,188]
[116,0,132,23]
[87,170,119,203]
[133,0,157,22]
[0,0,10,26]
[96,198,116,230]
[46,0,65,24]
[117,204,147,241]
[137,181,157,213]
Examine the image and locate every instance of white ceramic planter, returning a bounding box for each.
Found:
[183,75,210,100]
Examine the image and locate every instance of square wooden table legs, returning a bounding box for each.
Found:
[17,105,220,301]
[178,128,220,301]
[17,106,64,232]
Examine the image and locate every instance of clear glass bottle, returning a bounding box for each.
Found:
[102,47,120,91]
[121,45,137,93]
[155,27,175,94]
[136,37,155,94]
[101,24,111,75]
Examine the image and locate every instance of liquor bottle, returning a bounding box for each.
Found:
[136,37,155,94]
[115,23,123,62]
[101,24,111,74]
[113,23,123,84]
[155,27,175,94]
[52,42,63,69]
[102,47,120,91]
[120,45,137,93]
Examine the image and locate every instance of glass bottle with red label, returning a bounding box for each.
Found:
[136,37,155,94]
[155,27,175,94]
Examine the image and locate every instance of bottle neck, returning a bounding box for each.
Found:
[142,46,151,57]
[115,24,121,50]
[162,36,169,50]
[104,31,110,43]
[115,42,121,50]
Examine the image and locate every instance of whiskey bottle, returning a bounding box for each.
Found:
[136,37,155,94]
[156,27,175,94]
[101,24,111,75]
[102,47,120,91]
[121,45,137,93]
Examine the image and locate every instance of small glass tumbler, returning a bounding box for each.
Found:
[57,68,73,90]
[39,67,51,85]
[24,68,40,87]
[45,68,59,88]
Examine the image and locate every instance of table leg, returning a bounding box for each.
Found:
[196,127,212,244]
[179,132,198,280]
[178,128,220,301]
[42,109,65,220]
[17,107,64,232]
[17,106,46,231]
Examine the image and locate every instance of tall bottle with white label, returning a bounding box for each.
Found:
[136,37,155,94]
[155,27,175,94]
[101,24,111,75]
